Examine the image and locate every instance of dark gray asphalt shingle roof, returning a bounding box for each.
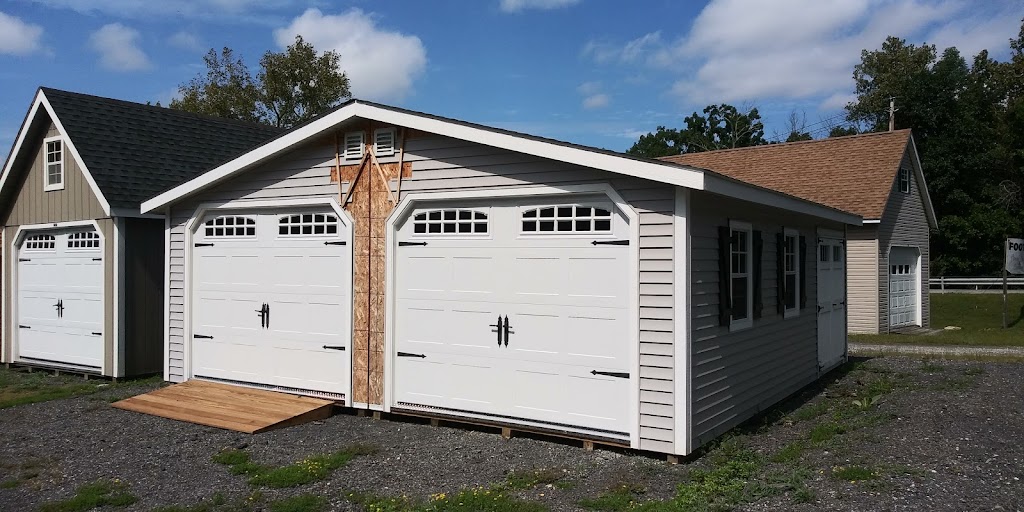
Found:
[42,87,284,209]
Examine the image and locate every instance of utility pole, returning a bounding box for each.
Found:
[888,97,897,132]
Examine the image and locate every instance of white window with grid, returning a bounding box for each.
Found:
[344,131,364,160]
[24,234,56,250]
[730,220,753,330]
[521,205,612,234]
[44,136,64,192]
[412,209,488,235]
[898,168,910,194]
[67,231,101,250]
[278,213,340,237]
[783,228,800,317]
[203,216,256,238]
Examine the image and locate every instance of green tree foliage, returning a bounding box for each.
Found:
[171,35,350,128]
[845,22,1024,275]
[627,104,766,157]
[828,125,860,138]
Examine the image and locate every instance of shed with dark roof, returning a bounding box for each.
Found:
[0,87,282,377]
[661,130,937,334]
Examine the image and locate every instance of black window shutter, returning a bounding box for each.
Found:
[776,231,786,315]
[799,235,808,309]
[718,226,732,326]
[752,230,763,319]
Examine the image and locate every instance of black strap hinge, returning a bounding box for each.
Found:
[193,334,213,339]
[18,325,30,329]
[397,352,426,358]
[591,370,629,378]
[194,243,214,247]
[92,258,102,261]
[91,332,102,336]
[592,240,628,246]
[18,258,30,262]
[399,241,428,247]
[323,345,346,350]
[324,241,347,246]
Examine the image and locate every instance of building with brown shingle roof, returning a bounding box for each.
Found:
[661,130,937,334]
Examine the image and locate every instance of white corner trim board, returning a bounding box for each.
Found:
[0,90,112,216]
[673,187,692,455]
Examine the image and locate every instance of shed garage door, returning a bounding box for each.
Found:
[17,228,104,369]
[889,248,919,328]
[191,210,352,398]
[392,196,633,438]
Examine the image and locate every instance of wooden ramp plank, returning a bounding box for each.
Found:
[112,380,334,434]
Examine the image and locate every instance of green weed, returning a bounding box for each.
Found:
[38,479,137,512]
[350,486,547,512]
[505,468,565,490]
[578,482,646,511]
[770,441,806,463]
[268,494,327,512]
[790,401,830,422]
[808,422,846,444]
[214,445,378,488]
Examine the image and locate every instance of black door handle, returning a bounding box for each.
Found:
[490,315,503,346]
[255,303,267,328]
[265,303,270,329]
[503,315,512,347]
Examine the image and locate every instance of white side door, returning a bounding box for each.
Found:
[17,229,104,369]
[393,196,633,437]
[192,211,352,397]
[817,238,846,369]
[888,248,919,328]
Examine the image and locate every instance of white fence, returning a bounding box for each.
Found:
[930,276,1024,293]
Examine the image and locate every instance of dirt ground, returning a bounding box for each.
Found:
[0,355,1022,511]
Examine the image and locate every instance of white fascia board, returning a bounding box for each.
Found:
[0,90,112,216]
[703,174,862,226]
[862,219,882,224]
[142,102,707,213]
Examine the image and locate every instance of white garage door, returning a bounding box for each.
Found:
[889,248,919,328]
[392,195,633,438]
[17,229,104,369]
[191,210,352,398]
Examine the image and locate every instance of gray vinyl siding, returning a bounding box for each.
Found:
[847,227,879,334]
[2,123,106,227]
[689,192,843,448]
[123,217,165,376]
[164,133,678,452]
[878,150,931,332]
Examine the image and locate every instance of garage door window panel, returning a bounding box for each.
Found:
[521,205,612,234]
[67,231,101,250]
[278,213,340,237]
[24,234,56,251]
[412,209,488,235]
[203,216,256,238]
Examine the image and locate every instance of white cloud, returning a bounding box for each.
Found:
[28,0,302,22]
[499,0,581,13]
[274,8,427,102]
[168,31,203,52]
[820,92,857,111]
[582,93,610,109]
[89,23,152,71]
[0,12,44,56]
[584,0,1022,106]
[577,81,601,96]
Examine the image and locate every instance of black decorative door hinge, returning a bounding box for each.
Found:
[397,352,426,358]
[592,240,629,246]
[324,241,347,245]
[490,315,504,346]
[18,325,30,329]
[18,258,30,262]
[193,334,213,339]
[194,243,214,247]
[322,345,346,351]
[92,258,102,261]
[590,370,629,378]
[399,241,428,247]
[91,332,102,336]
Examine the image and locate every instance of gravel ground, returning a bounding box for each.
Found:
[1,356,1022,511]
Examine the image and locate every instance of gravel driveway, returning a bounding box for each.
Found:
[1,356,1022,511]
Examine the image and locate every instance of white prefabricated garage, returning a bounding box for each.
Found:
[143,100,861,455]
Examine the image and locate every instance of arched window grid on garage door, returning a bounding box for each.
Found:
[67,231,101,250]
[278,213,340,237]
[412,209,489,235]
[203,215,257,238]
[521,205,613,234]
[24,234,56,250]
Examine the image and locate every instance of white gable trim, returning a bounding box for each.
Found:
[140,101,860,225]
[0,90,112,217]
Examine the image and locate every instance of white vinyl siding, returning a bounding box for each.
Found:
[846,231,880,334]
[878,151,930,332]
[164,134,678,453]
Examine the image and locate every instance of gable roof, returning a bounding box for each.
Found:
[0,87,283,214]
[659,130,937,227]
[140,99,861,226]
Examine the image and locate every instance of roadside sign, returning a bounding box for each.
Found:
[1008,238,1024,275]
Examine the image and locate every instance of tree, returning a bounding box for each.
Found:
[828,125,859,138]
[782,111,812,142]
[628,103,766,157]
[171,35,350,128]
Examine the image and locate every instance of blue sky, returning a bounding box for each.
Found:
[0,0,1021,155]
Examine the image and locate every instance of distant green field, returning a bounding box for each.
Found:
[851,293,1024,346]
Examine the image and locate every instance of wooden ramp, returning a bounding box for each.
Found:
[112,380,334,434]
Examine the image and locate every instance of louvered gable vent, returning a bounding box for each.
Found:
[374,128,396,157]
[344,131,364,160]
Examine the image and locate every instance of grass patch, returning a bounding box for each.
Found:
[0,479,19,489]
[919,360,946,373]
[151,491,263,512]
[831,465,878,482]
[0,368,161,409]
[770,440,806,463]
[578,482,646,511]
[38,479,137,512]
[349,486,547,512]
[851,293,1024,347]
[213,445,378,488]
[505,468,564,490]
[789,401,830,422]
[268,494,327,512]
[808,422,847,444]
